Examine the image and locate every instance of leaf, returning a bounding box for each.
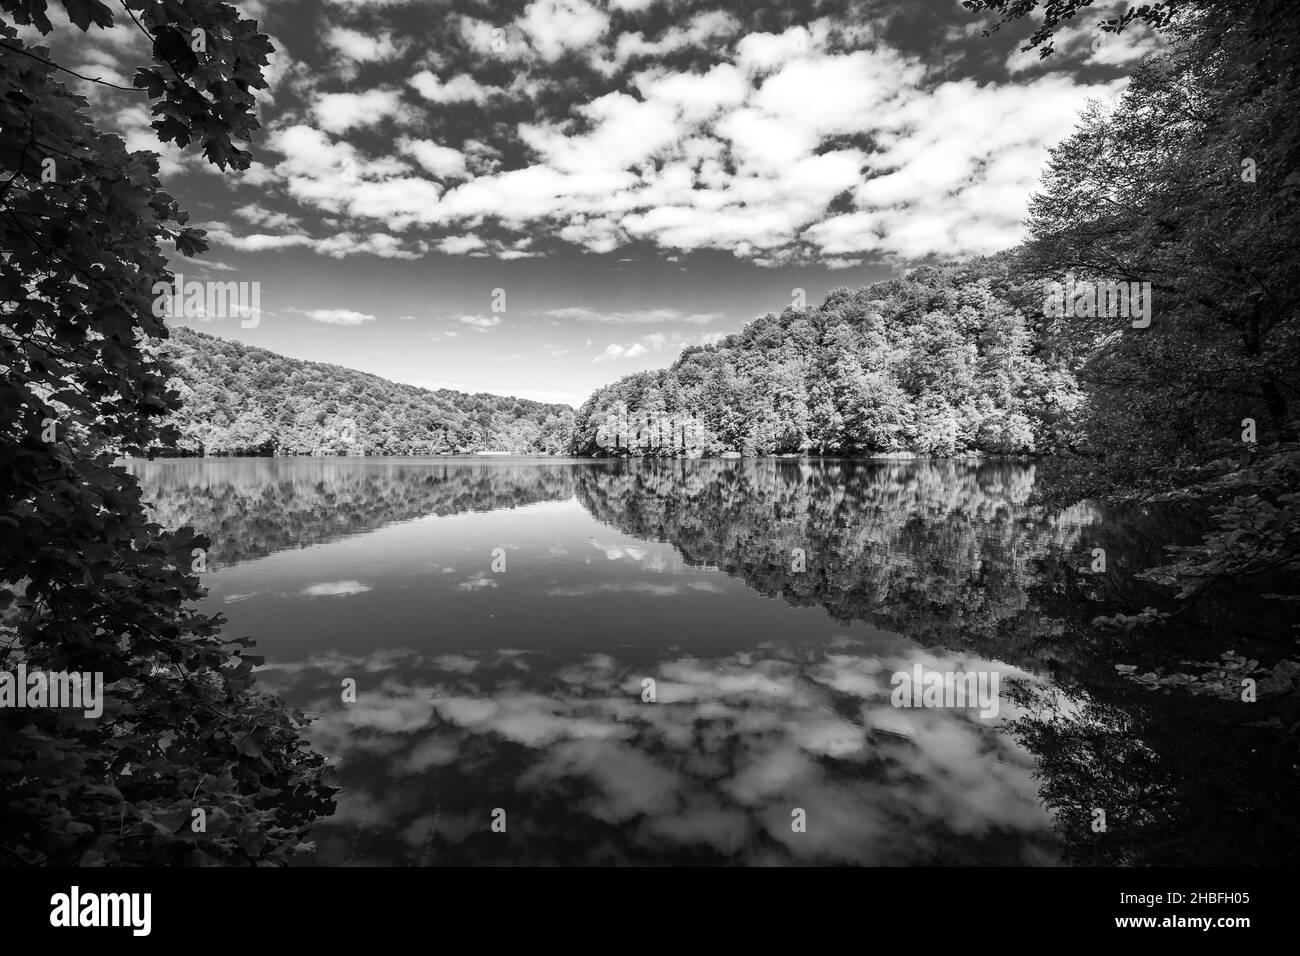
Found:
[60,0,114,31]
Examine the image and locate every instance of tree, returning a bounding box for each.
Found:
[153,328,572,455]
[961,0,1191,55]
[568,256,1078,459]
[0,0,336,865]
[1023,2,1299,482]
[1010,0,1300,634]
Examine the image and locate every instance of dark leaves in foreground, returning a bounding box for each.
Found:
[0,4,335,865]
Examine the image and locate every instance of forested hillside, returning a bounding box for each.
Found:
[570,255,1083,458]
[154,327,574,456]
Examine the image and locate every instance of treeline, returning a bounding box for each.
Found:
[155,327,574,456]
[570,256,1084,458]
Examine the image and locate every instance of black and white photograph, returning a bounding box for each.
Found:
[1,0,1295,934]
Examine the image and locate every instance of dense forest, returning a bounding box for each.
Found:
[571,256,1081,458]
[155,327,574,456]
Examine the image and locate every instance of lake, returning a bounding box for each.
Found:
[123,455,1281,866]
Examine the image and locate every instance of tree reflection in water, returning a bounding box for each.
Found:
[129,457,1300,864]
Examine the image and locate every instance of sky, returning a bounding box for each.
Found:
[25,0,1156,406]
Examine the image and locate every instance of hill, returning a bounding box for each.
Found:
[570,256,1083,458]
[153,327,574,455]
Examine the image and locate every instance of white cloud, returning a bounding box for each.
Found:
[399,138,469,179]
[735,25,820,75]
[314,233,425,259]
[458,16,532,60]
[634,63,748,122]
[291,308,378,324]
[233,204,302,230]
[313,89,408,133]
[805,74,1122,260]
[595,342,648,362]
[408,71,500,104]
[439,235,486,254]
[594,12,741,75]
[182,12,1134,267]
[266,125,440,229]
[206,227,315,251]
[519,91,682,175]
[457,314,502,331]
[518,0,610,61]
[324,27,401,63]
[593,329,721,362]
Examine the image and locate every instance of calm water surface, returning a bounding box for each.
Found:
[123,456,1268,866]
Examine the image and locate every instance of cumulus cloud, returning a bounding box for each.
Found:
[438,235,486,254]
[399,138,469,179]
[408,71,501,104]
[313,89,409,133]
[805,74,1123,261]
[518,0,610,61]
[164,3,1138,267]
[325,27,402,63]
[592,12,742,75]
[282,33,1107,263]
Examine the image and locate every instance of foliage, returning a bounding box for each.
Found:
[0,2,335,865]
[1136,436,1300,603]
[156,328,575,456]
[979,0,1300,816]
[960,0,1189,55]
[572,255,1083,458]
[1020,0,1300,611]
[1116,652,1300,700]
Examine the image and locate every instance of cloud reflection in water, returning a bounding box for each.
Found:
[258,642,1058,865]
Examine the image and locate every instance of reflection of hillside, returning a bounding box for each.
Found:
[575,459,1097,657]
[127,459,576,569]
